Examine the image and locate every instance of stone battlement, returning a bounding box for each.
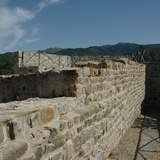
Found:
[0,59,145,159]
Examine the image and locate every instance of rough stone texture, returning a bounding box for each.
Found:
[0,59,145,159]
[0,69,79,103]
[0,141,28,160]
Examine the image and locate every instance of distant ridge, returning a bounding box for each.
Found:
[1,43,160,63]
[45,42,160,56]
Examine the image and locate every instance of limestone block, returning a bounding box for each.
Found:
[83,67,90,77]
[51,131,68,148]
[73,135,82,153]
[59,119,69,131]
[0,124,4,145]
[45,127,58,143]
[85,84,91,95]
[100,68,107,76]
[86,93,94,102]
[74,108,89,121]
[81,138,94,157]
[75,84,84,97]
[63,139,74,160]
[39,107,54,124]
[90,83,97,94]
[35,146,45,160]
[42,150,62,160]
[86,104,100,116]
[94,92,102,101]
[77,77,84,84]
[90,77,99,83]
[60,113,80,130]
[0,141,28,160]
[81,128,93,144]
[32,130,50,146]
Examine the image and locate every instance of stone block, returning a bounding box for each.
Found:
[86,103,100,116]
[73,135,82,153]
[60,113,80,130]
[85,84,91,95]
[51,131,68,148]
[63,139,74,160]
[35,146,45,160]
[43,150,62,160]
[0,124,4,145]
[74,108,89,121]
[82,128,93,144]
[90,77,99,83]
[40,107,54,124]
[83,67,90,77]
[46,127,58,143]
[0,141,28,160]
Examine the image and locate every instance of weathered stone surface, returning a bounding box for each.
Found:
[40,107,54,124]
[42,151,62,160]
[43,127,58,144]
[35,146,45,160]
[0,141,28,160]
[73,135,82,153]
[0,124,4,144]
[0,59,145,160]
[63,139,74,160]
[51,131,68,148]
[74,108,89,121]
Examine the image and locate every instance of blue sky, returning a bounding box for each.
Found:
[0,0,160,53]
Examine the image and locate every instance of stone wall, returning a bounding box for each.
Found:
[144,62,160,108]
[14,51,71,74]
[141,51,160,109]
[0,59,145,159]
[13,51,119,74]
[0,69,79,103]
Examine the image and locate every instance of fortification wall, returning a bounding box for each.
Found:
[0,69,79,103]
[145,62,160,108]
[0,59,145,159]
[14,51,71,74]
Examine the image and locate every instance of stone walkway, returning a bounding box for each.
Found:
[107,108,160,160]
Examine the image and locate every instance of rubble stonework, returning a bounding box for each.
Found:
[0,59,145,159]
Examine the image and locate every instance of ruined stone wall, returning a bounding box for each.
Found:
[14,51,71,74]
[0,59,145,159]
[0,69,79,103]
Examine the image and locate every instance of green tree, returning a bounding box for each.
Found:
[0,60,14,75]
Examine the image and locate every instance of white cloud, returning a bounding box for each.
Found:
[0,7,35,51]
[38,0,63,12]
[25,38,41,43]
[4,25,25,50]
[0,0,64,52]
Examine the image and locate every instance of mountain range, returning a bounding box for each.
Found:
[1,43,160,63]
